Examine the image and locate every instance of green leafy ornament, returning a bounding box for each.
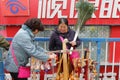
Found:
[76,1,95,30]
[70,1,96,54]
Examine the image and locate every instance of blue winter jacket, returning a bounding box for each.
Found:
[4,25,49,72]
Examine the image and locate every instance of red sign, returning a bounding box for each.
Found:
[0,0,120,25]
[2,0,29,16]
[39,0,120,25]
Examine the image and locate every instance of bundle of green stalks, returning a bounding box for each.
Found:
[70,0,95,54]
[75,0,96,30]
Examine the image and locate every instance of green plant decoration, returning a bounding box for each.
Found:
[76,1,95,30]
[70,0,96,54]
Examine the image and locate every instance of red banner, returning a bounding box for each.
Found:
[39,0,120,25]
[0,0,120,25]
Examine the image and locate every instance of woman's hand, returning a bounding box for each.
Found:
[48,52,57,60]
[69,41,76,46]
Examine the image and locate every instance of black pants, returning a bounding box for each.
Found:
[10,72,27,80]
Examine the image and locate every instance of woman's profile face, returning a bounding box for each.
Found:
[33,29,39,35]
[58,23,68,33]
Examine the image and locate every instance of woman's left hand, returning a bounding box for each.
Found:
[69,41,76,46]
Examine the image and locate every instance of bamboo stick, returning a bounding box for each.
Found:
[62,39,69,80]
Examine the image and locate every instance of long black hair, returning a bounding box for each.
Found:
[58,18,68,26]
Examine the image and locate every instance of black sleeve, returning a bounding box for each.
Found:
[76,37,81,47]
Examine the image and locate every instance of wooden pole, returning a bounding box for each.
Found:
[62,39,69,80]
[56,39,69,80]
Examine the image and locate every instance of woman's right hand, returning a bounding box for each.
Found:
[48,52,57,60]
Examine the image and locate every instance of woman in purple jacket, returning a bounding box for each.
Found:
[49,18,81,75]
[49,18,81,56]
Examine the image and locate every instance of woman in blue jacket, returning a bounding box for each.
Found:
[4,18,56,80]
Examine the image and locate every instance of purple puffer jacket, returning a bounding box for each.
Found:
[49,27,81,51]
